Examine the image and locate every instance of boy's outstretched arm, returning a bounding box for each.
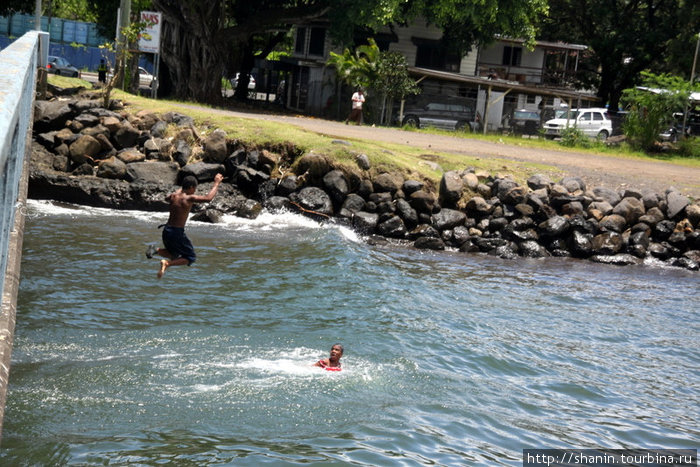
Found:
[191,173,224,202]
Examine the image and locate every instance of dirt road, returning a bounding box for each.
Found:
[178,104,700,199]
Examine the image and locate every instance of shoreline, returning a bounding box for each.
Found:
[29,90,700,272]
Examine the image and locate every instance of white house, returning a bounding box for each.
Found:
[281,19,598,131]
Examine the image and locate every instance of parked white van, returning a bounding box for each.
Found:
[543,108,613,140]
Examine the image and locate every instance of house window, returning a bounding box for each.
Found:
[308,28,325,56]
[526,94,536,104]
[502,46,522,66]
[295,28,306,54]
[413,38,460,72]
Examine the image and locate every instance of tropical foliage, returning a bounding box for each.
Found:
[621,72,699,151]
[539,0,700,111]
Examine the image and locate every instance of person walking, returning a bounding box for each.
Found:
[345,88,365,125]
[97,59,107,84]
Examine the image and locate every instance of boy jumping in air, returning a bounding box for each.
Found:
[146,174,223,278]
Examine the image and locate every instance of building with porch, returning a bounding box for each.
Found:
[281,19,599,131]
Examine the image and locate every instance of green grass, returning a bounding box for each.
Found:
[401,123,700,168]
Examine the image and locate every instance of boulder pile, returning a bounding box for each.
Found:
[30,95,700,271]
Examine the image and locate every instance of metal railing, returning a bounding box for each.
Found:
[0,30,46,442]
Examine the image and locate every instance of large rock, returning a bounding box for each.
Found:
[599,214,627,233]
[439,171,463,207]
[125,161,179,184]
[612,197,645,225]
[639,207,665,226]
[570,230,593,257]
[97,156,127,179]
[112,121,141,149]
[493,178,519,202]
[409,190,437,213]
[666,190,690,219]
[295,153,331,186]
[408,224,440,240]
[173,140,192,167]
[593,186,621,206]
[342,193,366,213]
[560,176,586,193]
[180,162,225,182]
[414,236,445,250]
[463,172,479,191]
[352,211,378,233]
[527,174,552,191]
[203,129,229,163]
[74,112,100,128]
[465,196,492,217]
[538,215,569,238]
[116,147,146,164]
[396,198,418,226]
[69,134,102,163]
[33,100,74,133]
[377,215,406,238]
[431,208,466,231]
[592,232,623,255]
[686,204,700,228]
[323,169,349,205]
[403,180,424,195]
[519,240,548,258]
[373,172,404,194]
[355,153,371,170]
[289,186,333,215]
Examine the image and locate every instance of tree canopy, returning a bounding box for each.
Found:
[538,0,700,111]
[145,0,549,103]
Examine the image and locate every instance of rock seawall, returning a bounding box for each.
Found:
[30,94,700,271]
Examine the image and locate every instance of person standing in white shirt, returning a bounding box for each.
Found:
[345,88,365,125]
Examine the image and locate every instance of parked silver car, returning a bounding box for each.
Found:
[401,98,479,132]
[47,56,80,77]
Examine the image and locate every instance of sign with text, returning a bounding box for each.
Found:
[138,11,162,54]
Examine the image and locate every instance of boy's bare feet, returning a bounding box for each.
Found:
[157,259,168,279]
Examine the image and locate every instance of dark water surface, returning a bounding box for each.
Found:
[1,200,698,465]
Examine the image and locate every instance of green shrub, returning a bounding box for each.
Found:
[559,127,591,148]
[675,136,700,158]
[621,72,699,152]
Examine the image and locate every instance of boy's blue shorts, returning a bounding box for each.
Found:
[162,225,196,265]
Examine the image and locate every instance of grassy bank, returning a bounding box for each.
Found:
[47,75,699,190]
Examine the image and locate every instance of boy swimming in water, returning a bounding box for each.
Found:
[146,173,223,278]
[314,344,343,371]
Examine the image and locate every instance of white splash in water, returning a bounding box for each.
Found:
[27,200,362,244]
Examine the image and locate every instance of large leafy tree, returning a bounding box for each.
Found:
[148,0,549,104]
[405,0,548,52]
[538,0,700,111]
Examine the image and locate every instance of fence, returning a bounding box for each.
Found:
[0,30,43,442]
[0,13,107,47]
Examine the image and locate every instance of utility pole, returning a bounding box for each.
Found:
[116,0,131,89]
[34,0,41,29]
[681,32,700,137]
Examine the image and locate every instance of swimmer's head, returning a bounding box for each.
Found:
[182,176,198,193]
[330,344,343,362]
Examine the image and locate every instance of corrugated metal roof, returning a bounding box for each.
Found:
[408,67,599,102]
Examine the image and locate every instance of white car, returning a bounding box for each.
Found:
[543,108,613,140]
[138,67,155,88]
[106,67,155,88]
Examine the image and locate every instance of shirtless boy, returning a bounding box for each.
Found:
[146,173,223,278]
[314,344,343,370]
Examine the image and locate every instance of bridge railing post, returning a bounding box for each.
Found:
[0,30,42,443]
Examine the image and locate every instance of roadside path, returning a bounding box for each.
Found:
[174,103,700,199]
